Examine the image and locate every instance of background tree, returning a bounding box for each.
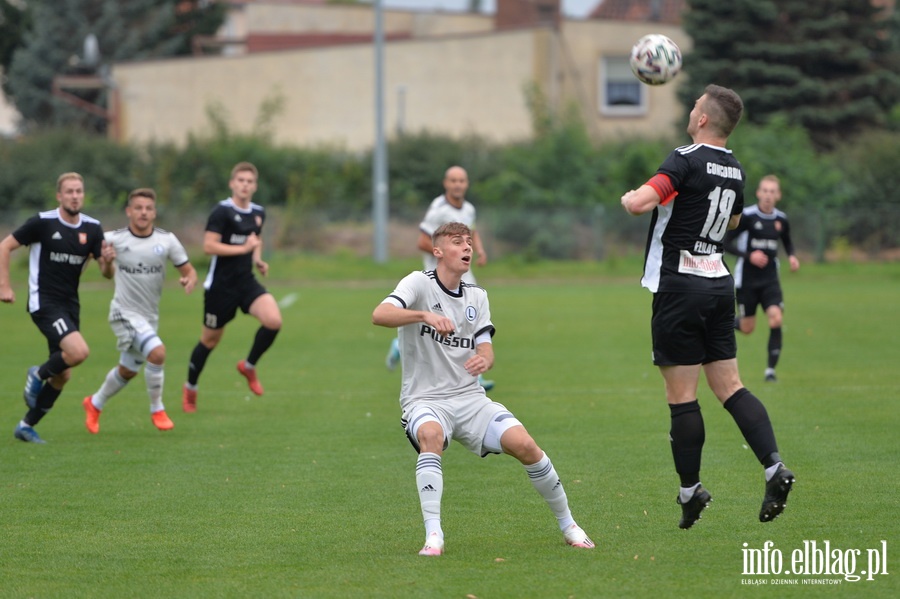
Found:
[5,0,225,133]
[0,0,31,77]
[680,0,900,150]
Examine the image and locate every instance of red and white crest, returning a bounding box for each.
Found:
[79,232,88,244]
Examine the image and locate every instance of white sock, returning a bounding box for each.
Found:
[243,360,256,370]
[93,368,128,409]
[525,453,574,531]
[145,362,165,413]
[765,462,784,482]
[416,452,443,538]
[679,482,702,504]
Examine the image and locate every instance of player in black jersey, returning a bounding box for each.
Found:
[621,85,795,528]
[724,175,800,382]
[182,162,282,412]
[0,172,113,443]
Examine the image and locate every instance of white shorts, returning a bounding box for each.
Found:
[110,310,162,371]
[402,393,522,457]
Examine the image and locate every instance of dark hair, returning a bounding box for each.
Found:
[704,84,744,137]
[127,187,156,207]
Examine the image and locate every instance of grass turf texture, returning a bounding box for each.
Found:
[1,256,898,597]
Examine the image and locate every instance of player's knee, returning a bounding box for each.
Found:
[66,346,90,366]
[416,424,444,453]
[147,344,166,365]
[502,429,541,463]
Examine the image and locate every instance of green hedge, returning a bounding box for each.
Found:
[1,114,897,259]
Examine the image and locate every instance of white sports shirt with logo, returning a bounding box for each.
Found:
[104,227,190,321]
[419,195,478,273]
[384,270,495,412]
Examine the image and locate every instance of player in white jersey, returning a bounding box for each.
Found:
[385,166,493,389]
[373,222,593,556]
[83,188,197,433]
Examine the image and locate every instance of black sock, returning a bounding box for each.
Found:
[247,326,279,365]
[723,388,781,467]
[670,400,705,487]
[37,351,69,380]
[768,327,782,369]
[24,384,63,426]
[187,342,213,386]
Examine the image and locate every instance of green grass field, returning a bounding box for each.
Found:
[1,256,898,598]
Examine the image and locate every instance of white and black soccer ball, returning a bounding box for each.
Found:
[629,34,682,86]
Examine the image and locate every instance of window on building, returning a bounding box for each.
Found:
[599,57,647,116]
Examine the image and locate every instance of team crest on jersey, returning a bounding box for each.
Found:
[255,215,262,228]
[465,305,477,322]
[775,221,782,232]
[153,244,164,256]
[79,232,87,244]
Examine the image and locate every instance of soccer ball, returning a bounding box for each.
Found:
[629,34,682,86]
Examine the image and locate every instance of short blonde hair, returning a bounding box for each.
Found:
[56,172,84,192]
[230,161,258,180]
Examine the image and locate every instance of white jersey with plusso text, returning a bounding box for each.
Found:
[104,227,189,320]
[384,270,494,412]
[419,195,478,273]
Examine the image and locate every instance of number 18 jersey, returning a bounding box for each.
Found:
[641,143,745,296]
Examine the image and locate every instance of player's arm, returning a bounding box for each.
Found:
[98,240,116,279]
[0,234,23,303]
[252,237,269,277]
[176,262,198,294]
[416,231,433,254]
[472,230,487,267]
[464,339,494,376]
[780,218,800,272]
[622,173,678,216]
[202,231,260,257]
[373,301,455,337]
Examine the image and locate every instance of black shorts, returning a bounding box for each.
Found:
[31,306,80,354]
[651,291,737,366]
[203,279,268,330]
[736,282,784,319]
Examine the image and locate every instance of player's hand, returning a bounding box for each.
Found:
[101,240,116,262]
[789,255,800,272]
[181,273,197,294]
[749,250,769,268]
[423,313,454,337]
[244,233,262,253]
[476,253,487,267]
[255,259,269,277]
[464,354,489,376]
[0,284,14,304]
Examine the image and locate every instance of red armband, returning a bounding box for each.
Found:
[645,173,678,205]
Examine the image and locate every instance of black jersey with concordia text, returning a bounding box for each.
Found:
[203,198,265,290]
[641,143,745,296]
[724,204,795,289]
[12,209,104,313]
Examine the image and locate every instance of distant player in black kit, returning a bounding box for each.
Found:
[621,85,795,528]
[182,162,282,412]
[0,172,113,443]
[725,175,799,382]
